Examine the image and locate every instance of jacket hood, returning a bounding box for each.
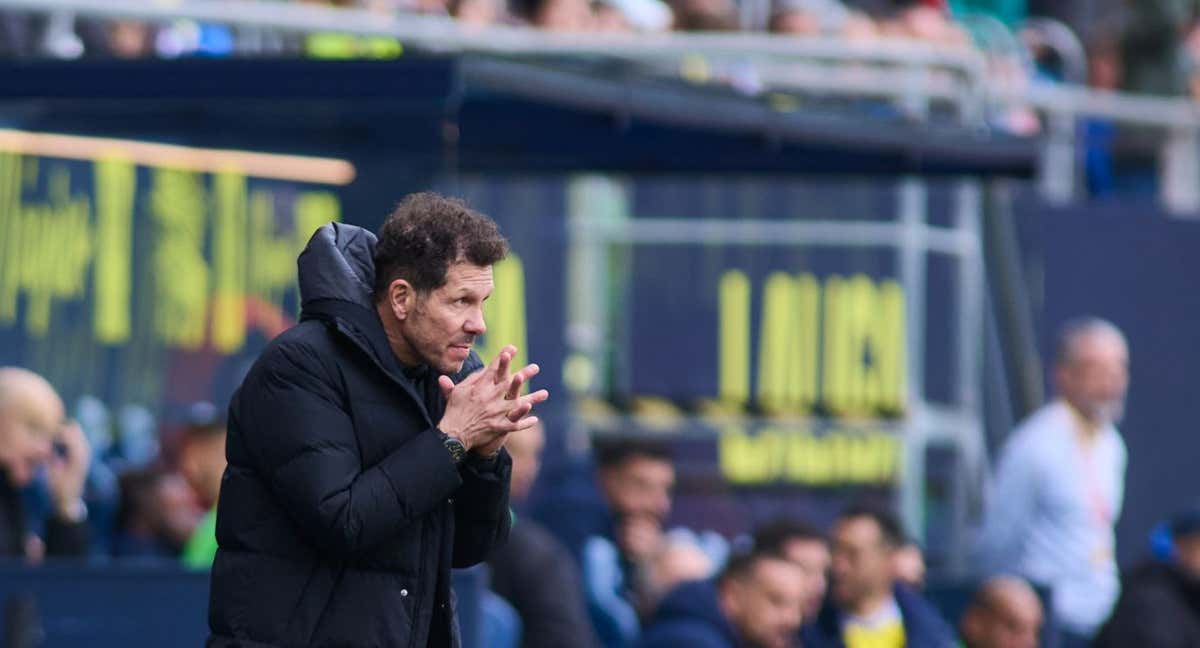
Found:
[298,222,378,312]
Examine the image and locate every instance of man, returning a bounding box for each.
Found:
[0,367,91,560]
[209,193,548,647]
[488,420,600,648]
[803,506,957,648]
[1095,509,1200,647]
[178,410,226,569]
[550,438,679,646]
[637,549,807,648]
[959,576,1044,648]
[752,517,831,619]
[975,317,1129,645]
[112,468,201,559]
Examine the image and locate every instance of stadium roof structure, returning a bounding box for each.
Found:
[0,55,1037,178]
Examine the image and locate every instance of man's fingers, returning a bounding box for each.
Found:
[505,373,525,401]
[505,364,540,400]
[509,416,540,432]
[506,401,533,422]
[438,375,455,400]
[516,389,550,408]
[488,345,518,382]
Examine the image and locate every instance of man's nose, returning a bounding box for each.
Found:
[464,307,486,335]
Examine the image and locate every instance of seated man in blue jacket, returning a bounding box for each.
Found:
[802,506,957,648]
[637,547,807,648]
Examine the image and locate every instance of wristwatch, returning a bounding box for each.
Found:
[441,432,467,465]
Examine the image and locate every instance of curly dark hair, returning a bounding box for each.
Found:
[373,192,509,298]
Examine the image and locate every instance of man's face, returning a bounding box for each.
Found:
[782,538,830,618]
[399,262,493,375]
[599,455,675,522]
[831,517,895,610]
[722,558,807,648]
[963,589,1043,648]
[506,421,545,503]
[1056,331,1129,425]
[0,390,61,487]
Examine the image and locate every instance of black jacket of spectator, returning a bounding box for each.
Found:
[1095,561,1200,648]
[0,469,88,558]
[208,223,512,648]
[801,584,958,648]
[489,517,599,648]
[635,579,739,648]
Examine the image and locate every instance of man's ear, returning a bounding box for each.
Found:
[388,279,415,321]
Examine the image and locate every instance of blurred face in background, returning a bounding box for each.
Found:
[781,537,830,618]
[960,579,1044,648]
[1175,533,1200,580]
[0,370,62,487]
[1055,328,1129,426]
[506,420,545,502]
[180,428,227,509]
[598,454,675,522]
[831,516,896,612]
[721,557,807,648]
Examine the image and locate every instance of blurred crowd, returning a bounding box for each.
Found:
[0,0,982,59]
[4,317,1200,648]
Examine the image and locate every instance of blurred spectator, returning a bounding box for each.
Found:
[959,576,1044,648]
[641,530,717,615]
[1120,0,1200,96]
[975,318,1129,646]
[112,468,201,559]
[769,0,848,35]
[802,506,957,648]
[535,437,683,647]
[450,0,506,26]
[178,411,226,569]
[752,517,831,619]
[1095,508,1200,647]
[636,549,806,648]
[0,367,91,561]
[892,540,926,590]
[488,421,600,648]
[875,0,971,46]
[769,0,878,38]
[532,0,597,30]
[670,0,740,31]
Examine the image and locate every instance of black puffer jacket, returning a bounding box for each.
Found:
[208,223,512,648]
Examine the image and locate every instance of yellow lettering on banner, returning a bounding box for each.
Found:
[718,270,751,406]
[477,255,528,373]
[150,168,209,349]
[212,171,247,353]
[719,425,781,484]
[15,163,94,338]
[877,280,907,413]
[294,191,340,250]
[93,157,134,343]
[822,274,906,417]
[757,272,819,414]
[0,153,21,325]
[717,426,900,486]
[247,190,293,333]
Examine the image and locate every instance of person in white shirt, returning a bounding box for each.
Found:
[976,317,1130,646]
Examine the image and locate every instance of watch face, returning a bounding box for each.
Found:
[443,436,466,463]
